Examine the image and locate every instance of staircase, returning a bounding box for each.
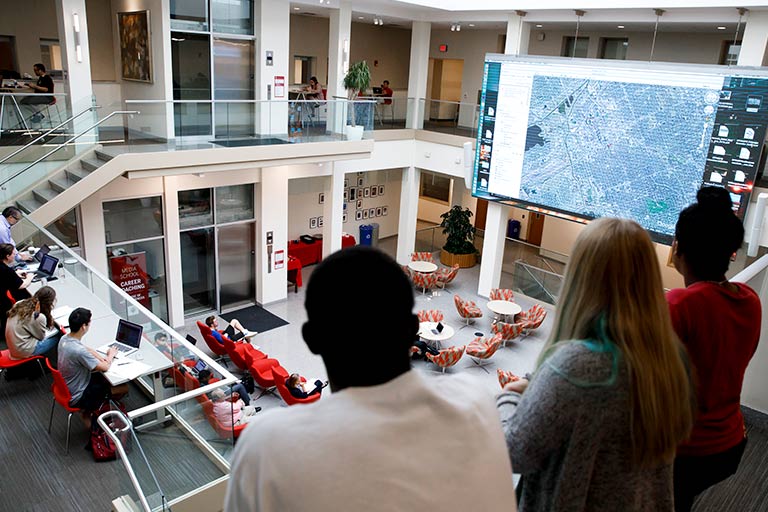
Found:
[511,260,560,305]
[14,148,113,214]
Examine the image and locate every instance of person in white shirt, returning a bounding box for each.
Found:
[225,247,516,512]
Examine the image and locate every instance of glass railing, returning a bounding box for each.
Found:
[408,98,479,138]
[510,261,562,305]
[0,92,73,141]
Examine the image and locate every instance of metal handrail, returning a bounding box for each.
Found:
[515,260,558,304]
[0,105,100,167]
[0,110,139,189]
[538,256,559,274]
[98,410,166,512]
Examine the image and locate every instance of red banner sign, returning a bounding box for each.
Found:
[109,252,151,308]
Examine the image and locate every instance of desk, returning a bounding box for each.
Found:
[287,256,303,293]
[0,91,34,133]
[418,321,455,347]
[288,234,356,267]
[487,300,522,322]
[408,261,438,273]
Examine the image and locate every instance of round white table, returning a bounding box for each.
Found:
[418,321,455,346]
[487,300,522,321]
[408,261,438,273]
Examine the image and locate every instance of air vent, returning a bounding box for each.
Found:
[300,12,317,16]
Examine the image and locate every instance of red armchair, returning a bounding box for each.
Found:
[46,359,82,454]
[197,321,229,363]
[272,365,322,406]
[454,294,483,325]
[221,335,267,372]
[413,272,438,294]
[465,333,503,369]
[426,345,465,373]
[200,399,247,440]
[248,358,282,397]
[492,320,525,346]
[436,264,460,289]
[489,288,515,301]
[417,309,444,323]
[411,251,433,262]
[0,349,45,383]
[519,304,547,331]
[497,368,521,388]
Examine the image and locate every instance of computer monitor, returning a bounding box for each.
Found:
[372,86,383,95]
[37,253,59,277]
[194,359,207,373]
[115,319,143,349]
[34,244,50,263]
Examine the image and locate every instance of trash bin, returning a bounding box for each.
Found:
[370,223,380,248]
[359,224,374,246]
[507,219,521,240]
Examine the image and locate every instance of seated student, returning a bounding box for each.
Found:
[205,315,256,344]
[6,286,63,360]
[58,308,124,425]
[0,243,33,337]
[211,388,261,428]
[285,373,328,399]
[198,368,254,407]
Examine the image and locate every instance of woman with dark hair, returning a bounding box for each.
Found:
[6,286,62,359]
[286,373,328,399]
[668,186,761,512]
[0,243,33,337]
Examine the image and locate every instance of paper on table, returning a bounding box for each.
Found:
[52,305,75,326]
[105,359,152,382]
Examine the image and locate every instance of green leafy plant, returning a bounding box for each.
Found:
[440,205,477,255]
[342,60,371,127]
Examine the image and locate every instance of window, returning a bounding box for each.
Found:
[599,38,629,60]
[211,0,253,35]
[103,197,164,244]
[293,56,314,85]
[216,184,254,223]
[179,189,213,229]
[419,172,451,203]
[39,39,62,72]
[171,32,211,100]
[170,0,208,31]
[720,41,741,65]
[562,37,589,58]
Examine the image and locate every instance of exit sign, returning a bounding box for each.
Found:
[439,44,448,52]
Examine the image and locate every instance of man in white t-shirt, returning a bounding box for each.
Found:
[225,247,517,512]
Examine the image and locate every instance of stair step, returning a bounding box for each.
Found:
[16,197,44,214]
[80,158,102,172]
[32,187,58,204]
[66,166,89,182]
[94,149,114,162]
[49,174,77,193]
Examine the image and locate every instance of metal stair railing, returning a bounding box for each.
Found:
[0,105,101,167]
[0,110,139,191]
[514,260,560,304]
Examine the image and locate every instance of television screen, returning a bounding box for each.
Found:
[473,55,768,240]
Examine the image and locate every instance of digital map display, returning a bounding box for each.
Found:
[473,57,768,240]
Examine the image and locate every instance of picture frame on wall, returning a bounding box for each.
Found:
[343,212,348,223]
[357,171,364,176]
[117,11,152,83]
[349,188,357,201]
[363,210,369,219]
[364,187,370,198]
[343,202,347,210]
[376,207,383,217]
[355,210,363,221]
[318,216,324,227]
[343,190,349,201]
[378,185,385,195]
[357,177,364,187]
[319,193,325,204]
[309,217,318,229]
[344,178,349,188]
[368,208,376,218]
[371,186,378,198]
[383,206,388,216]
[357,199,363,209]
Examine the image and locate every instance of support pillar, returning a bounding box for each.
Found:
[505,11,530,55]
[255,0,290,136]
[327,1,352,134]
[322,164,345,258]
[477,202,508,298]
[256,168,288,305]
[738,10,768,66]
[396,166,420,264]
[406,22,431,129]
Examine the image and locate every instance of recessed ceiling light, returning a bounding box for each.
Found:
[535,24,543,28]
[293,6,300,10]
[468,23,475,27]
[358,16,364,19]
[617,25,625,29]
[717,26,727,30]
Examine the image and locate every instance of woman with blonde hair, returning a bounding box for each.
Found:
[6,285,62,360]
[497,217,693,511]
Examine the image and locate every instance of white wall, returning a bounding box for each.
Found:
[0,0,59,75]
[86,0,117,81]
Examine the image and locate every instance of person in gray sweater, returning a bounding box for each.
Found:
[497,218,694,512]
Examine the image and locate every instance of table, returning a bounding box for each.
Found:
[0,91,33,133]
[287,255,303,293]
[487,300,522,322]
[418,321,455,347]
[288,234,356,267]
[408,261,438,273]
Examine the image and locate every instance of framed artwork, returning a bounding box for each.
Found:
[349,188,357,201]
[319,192,325,204]
[357,171,364,176]
[309,217,318,229]
[371,186,378,198]
[344,178,349,188]
[318,216,324,227]
[364,187,370,198]
[378,185,385,195]
[343,212,348,223]
[383,206,388,216]
[355,210,363,221]
[343,202,347,210]
[357,199,363,210]
[357,177,364,187]
[363,210,369,219]
[118,11,152,83]
[368,208,376,218]
[343,190,349,202]
[376,207,383,217]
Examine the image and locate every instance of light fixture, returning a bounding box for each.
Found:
[73,12,82,62]
[73,13,81,33]
[293,6,300,10]
[617,25,624,29]
[536,24,543,28]
[373,16,383,25]
[450,23,461,31]
[358,16,364,20]
[343,38,349,54]
[468,23,475,27]
[717,26,727,30]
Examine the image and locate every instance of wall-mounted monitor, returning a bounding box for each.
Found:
[472,54,768,241]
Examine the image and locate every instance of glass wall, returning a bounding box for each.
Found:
[563,37,589,58]
[171,33,211,100]
[212,0,253,35]
[180,228,216,314]
[170,0,208,31]
[600,38,629,60]
[213,37,254,100]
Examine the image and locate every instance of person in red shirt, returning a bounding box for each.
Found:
[667,186,761,512]
[380,80,393,105]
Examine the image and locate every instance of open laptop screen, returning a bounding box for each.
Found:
[38,254,59,276]
[115,319,143,349]
[34,244,50,263]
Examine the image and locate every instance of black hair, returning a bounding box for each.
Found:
[68,307,92,333]
[383,80,389,85]
[198,368,212,384]
[2,206,21,219]
[0,243,14,260]
[205,315,215,327]
[675,186,744,280]
[309,76,318,84]
[154,332,168,342]
[33,63,45,72]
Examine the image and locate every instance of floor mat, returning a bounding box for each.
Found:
[221,305,288,334]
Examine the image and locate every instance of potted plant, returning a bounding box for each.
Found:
[342,60,371,141]
[439,205,478,268]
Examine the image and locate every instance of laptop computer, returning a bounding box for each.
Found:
[372,86,383,95]
[97,319,144,358]
[33,244,50,263]
[31,253,59,282]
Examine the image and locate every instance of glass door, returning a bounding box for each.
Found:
[180,227,217,315]
[217,222,255,312]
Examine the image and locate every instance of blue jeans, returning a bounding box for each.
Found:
[32,332,62,356]
[227,382,250,405]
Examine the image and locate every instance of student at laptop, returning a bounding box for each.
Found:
[0,243,33,338]
[0,207,33,262]
[6,286,63,361]
[205,316,256,344]
[58,308,125,423]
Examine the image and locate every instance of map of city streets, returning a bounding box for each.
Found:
[518,75,717,237]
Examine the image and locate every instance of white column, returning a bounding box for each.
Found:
[322,163,345,258]
[255,0,290,135]
[738,10,768,66]
[505,11,531,55]
[406,21,431,129]
[477,202,508,298]
[162,176,185,328]
[396,165,420,264]
[55,0,94,141]
[256,168,288,305]
[327,0,352,134]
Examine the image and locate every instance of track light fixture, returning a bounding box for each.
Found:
[450,23,461,32]
[373,16,383,25]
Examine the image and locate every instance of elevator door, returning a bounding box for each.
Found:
[218,223,255,312]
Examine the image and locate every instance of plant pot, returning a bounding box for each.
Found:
[440,249,477,268]
[345,125,364,141]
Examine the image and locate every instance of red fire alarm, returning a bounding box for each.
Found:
[439,44,448,52]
